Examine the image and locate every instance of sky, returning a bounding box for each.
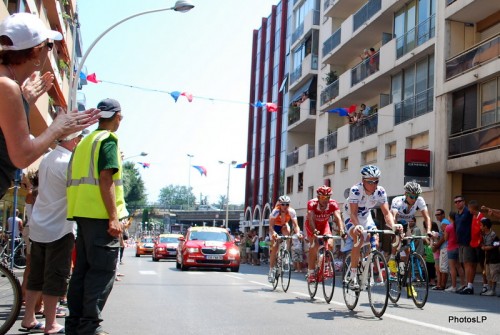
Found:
[77,0,280,205]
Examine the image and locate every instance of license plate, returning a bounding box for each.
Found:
[168,251,176,255]
[206,255,223,260]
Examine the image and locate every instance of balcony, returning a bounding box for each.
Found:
[291,22,304,46]
[349,113,378,142]
[320,79,339,106]
[292,9,320,49]
[286,150,299,167]
[288,99,317,133]
[318,131,338,154]
[445,0,500,23]
[445,34,499,80]
[394,87,434,125]
[396,15,435,59]
[322,28,341,58]
[324,0,366,19]
[290,64,302,86]
[449,123,500,158]
[351,50,380,86]
[289,53,318,89]
[353,0,382,32]
[286,144,316,167]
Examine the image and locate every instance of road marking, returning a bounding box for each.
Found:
[225,274,243,280]
[139,270,157,275]
[249,280,271,287]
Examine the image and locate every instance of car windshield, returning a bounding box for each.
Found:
[159,237,179,243]
[142,238,154,243]
[189,231,229,242]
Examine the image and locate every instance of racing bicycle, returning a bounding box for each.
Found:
[342,229,394,318]
[307,234,341,304]
[0,234,27,269]
[270,235,293,292]
[388,235,429,308]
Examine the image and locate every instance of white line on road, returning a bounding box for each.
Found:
[138,270,157,275]
[225,274,243,280]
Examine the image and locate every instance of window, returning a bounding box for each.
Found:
[362,149,378,165]
[386,142,397,159]
[451,84,478,134]
[324,162,335,176]
[341,158,349,171]
[480,79,499,126]
[298,172,304,192]
[408,132,429,149]
[286,176,294,194]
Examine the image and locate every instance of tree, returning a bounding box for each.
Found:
[217,195,227,210]
[158,184,196,208]
[122,161,147,213]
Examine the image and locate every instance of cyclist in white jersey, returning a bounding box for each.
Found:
[388,181,432,274]
[343,165,400,289]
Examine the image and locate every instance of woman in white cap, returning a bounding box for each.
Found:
[0,12,100,199]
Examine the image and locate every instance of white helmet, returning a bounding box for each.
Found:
[404,181,422,195]
[360,165,381,179]
[278,195,290,203]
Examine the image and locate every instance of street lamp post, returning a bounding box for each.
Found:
[219,160,237,228]
[187,154,194,209]
[123,151,148,161]
[69,1,195,111]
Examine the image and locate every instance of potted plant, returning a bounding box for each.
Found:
[324,70,338,85]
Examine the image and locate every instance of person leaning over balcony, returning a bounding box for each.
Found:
[0,13,100,200]
[65,98,127,335]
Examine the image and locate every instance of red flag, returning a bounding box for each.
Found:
[86,73,99,83]
[348,104,357,114]
[181,92,193,102]
[266,103,278,112]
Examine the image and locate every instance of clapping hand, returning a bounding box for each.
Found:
[21,71,54,104]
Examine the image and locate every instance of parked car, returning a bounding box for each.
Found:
[136,236,155,257]
[176,226,240,272]
[152,233,183,261]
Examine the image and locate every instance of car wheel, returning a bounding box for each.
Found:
[153,256,159,262]
[230,266,240,272]
[135,253,140,257]
[176,260,181,269]
[181,259,188,271]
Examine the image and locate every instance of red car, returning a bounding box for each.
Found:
[152,233,183,261]
[176,226,240,272]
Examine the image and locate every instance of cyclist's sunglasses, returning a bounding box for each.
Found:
[281,203,290,206]
[318,195,330,199]
[364,179,379,185]
[406,193,419,200]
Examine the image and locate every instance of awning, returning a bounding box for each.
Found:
[290,76,316,103]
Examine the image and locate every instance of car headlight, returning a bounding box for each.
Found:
[157,247,165,251]
[228,248,239,256]
[186,247,198,253]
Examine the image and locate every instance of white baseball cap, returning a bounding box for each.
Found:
[0,13,62,51]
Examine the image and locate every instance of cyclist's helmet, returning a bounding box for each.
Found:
[404,181,422,195]
[278,195,290,203]
[316,185,332,196]
[360,165,381,179]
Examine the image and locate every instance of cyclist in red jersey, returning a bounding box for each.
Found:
[305,186,344,282]
[268,195,301,282]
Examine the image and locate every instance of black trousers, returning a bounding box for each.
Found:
[66,218,119,335]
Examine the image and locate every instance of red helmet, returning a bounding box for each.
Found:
[316,185,332,196]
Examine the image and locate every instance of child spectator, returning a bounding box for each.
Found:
[480,218,500,296]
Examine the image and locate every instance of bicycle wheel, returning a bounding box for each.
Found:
[342,252,359,310]
[13,246,26,269]
[388,259,402,303]
[307,249,319,299]
[280,250,292,292]
[322,249,335,303]
[272,264,280,290]
[367,250,389,318]
[0,262,22,335]
[408,253,429,308]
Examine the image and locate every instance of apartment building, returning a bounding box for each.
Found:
[0,0,83,224]
[244,0,500,231]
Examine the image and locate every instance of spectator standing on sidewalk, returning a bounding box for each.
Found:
[432,210,450,290]
[21,132,83,334]
[444,211,465,292]
[66,98,127,335]
[453,196,476,295]
[469,200,488,294]
[480,218,500,296]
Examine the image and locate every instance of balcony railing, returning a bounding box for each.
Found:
[351,50,380,86]
[292,22,304,45]
[320,79,339,105]
[449,123,500,158]
[286,150,299,167]
[308,144,316,159]
[349,113,378,142]
[446,0,457,5]
[323,0,334,11]
[322,28,341,57]
[318,131,338,154]
[312,9,320,26]
[288,100,317,126]
[445,34,500,80]
[353,0,382,32]
[394,87,434,125]
[290,64,302,86]
[396,15,435,59]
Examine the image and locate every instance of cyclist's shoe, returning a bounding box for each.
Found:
[388,259,398,275]
[306,272,316,283]
[407,285,417,298]
[268,269,275,283]
[348,280,360,290]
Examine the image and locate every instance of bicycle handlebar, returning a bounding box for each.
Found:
[353,229,395,248]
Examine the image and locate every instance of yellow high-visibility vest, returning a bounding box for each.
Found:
[67,130,128,220]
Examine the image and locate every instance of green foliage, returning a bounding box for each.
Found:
[217,195,227,210]
[122,161,147,213]
[158,184,196,208]
[324,70,338,85]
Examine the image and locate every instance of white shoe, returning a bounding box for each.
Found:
[444,286,457,293]
[348,280,360,290]
[482,289,495,296]
[268,270,275,283]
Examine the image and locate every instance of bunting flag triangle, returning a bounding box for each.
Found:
[170,91,181,102]
[86,73,99,83]
[235,162,248,168]
[181,92,193,102]
[192,165,207,176]
[266,103,278,112]
[137,162,150,168]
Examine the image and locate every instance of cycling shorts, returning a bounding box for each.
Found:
[305,221,331,239]
[344,220,377,251]
[272,224,289,236]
